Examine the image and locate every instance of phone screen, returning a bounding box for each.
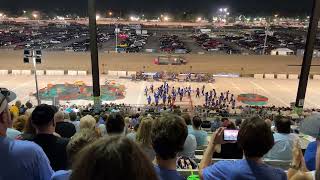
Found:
[223,130,239,141]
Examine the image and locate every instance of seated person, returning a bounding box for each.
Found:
[213,122,243,159]
[199,117,287,180]
[305,140,318,171]
[0,88,53,180]
[51,129,100,180]
[264,116,299,160]
[106,113,125,135]
[190,116,208,147]
[152,113,188,180]
[54,111,76,138]
[31,104,69,171]
[70,136,158,180]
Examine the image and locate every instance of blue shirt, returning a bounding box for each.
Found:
[0,136,54,180]
[264,133,299,160]
[51,170,71,180]
[304,141,317,171]
[154,165,185,180]
[202,159,287,180]
[6,128,21,139]
[190,129,208,146]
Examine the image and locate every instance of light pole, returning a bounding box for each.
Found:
[262,26,269,55]
[24,49,41,105]
[114,19,119,52]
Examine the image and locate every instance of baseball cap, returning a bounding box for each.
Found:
[0,88,17,114]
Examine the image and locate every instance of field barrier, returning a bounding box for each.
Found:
[1,69,320,81]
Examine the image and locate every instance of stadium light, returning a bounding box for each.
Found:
[224,8,228,12]
[163,16,169,21]
[0,13,3,17]
[32,13,38,19]
[108,11,113,16]
[23,10,27,14]
[96,14,100,20]
[219,8,223,12]
[196,17,202,22]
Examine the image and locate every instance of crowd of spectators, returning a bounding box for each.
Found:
[1,87,320,180]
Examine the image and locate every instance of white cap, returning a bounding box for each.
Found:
[0,88,17,114]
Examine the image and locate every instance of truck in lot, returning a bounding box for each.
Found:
[154,55,187,65]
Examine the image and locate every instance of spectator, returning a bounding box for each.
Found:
[182,113,193,133]
[16,115,36,140]
[97,114,108,135]
[213,122,243,159]
[54,111,76,138]
[0,88,53,180]
[24,101,34,117]
[152,113,187,180]
[264,116,299,160]
[124,116,131,135]
[127,123,139,141]
[9,100,21,118]
[304,141,318,171]
[69,111,80,132]
[136,117,156,161]
[106,113,125,135]
[288,141,314,180]
[70,136,158,180]
[199,117,287,180]
[221,117,230,127]
[31,104,69,171]
[211,117,222,132]
[51,129,100,180]
[180,113,197,158]
[191,116,208,146]
[235,119,242,129]
[6,111,21,139]
[13,115,28,132]
[79,115,96,130]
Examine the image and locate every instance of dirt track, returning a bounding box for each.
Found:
[1,49,320,74]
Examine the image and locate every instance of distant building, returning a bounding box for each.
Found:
[271,48,294,56]
[296,49,320,58]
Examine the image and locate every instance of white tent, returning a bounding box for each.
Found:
[271,48,294,56]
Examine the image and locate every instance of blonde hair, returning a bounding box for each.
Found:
[80,115,96,130]
[54,111,65,122]
[13,115,28,132]
[136,117,153,146]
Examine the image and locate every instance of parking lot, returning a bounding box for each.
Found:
[0,22,316,56]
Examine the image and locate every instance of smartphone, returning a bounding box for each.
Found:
[223,129,239,141]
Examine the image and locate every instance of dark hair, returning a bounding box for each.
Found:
[238,117,274,158]
[67,129,99,165]
[235,119,242,127]
[192,116,202,128]
[31,104,56,127]
[274,116,291,134]
[25,101,33,109]
[69,112,77,122]
[182,113,191,125]
[70,136,158,180]
[151,113,187,160]
[106,113,125,134]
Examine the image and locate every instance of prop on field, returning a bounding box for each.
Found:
[34,81,126,101]
[237,93,268,106]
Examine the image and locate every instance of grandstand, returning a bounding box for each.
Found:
[1,1,320,180]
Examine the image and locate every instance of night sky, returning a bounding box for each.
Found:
[0,0,313,16]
